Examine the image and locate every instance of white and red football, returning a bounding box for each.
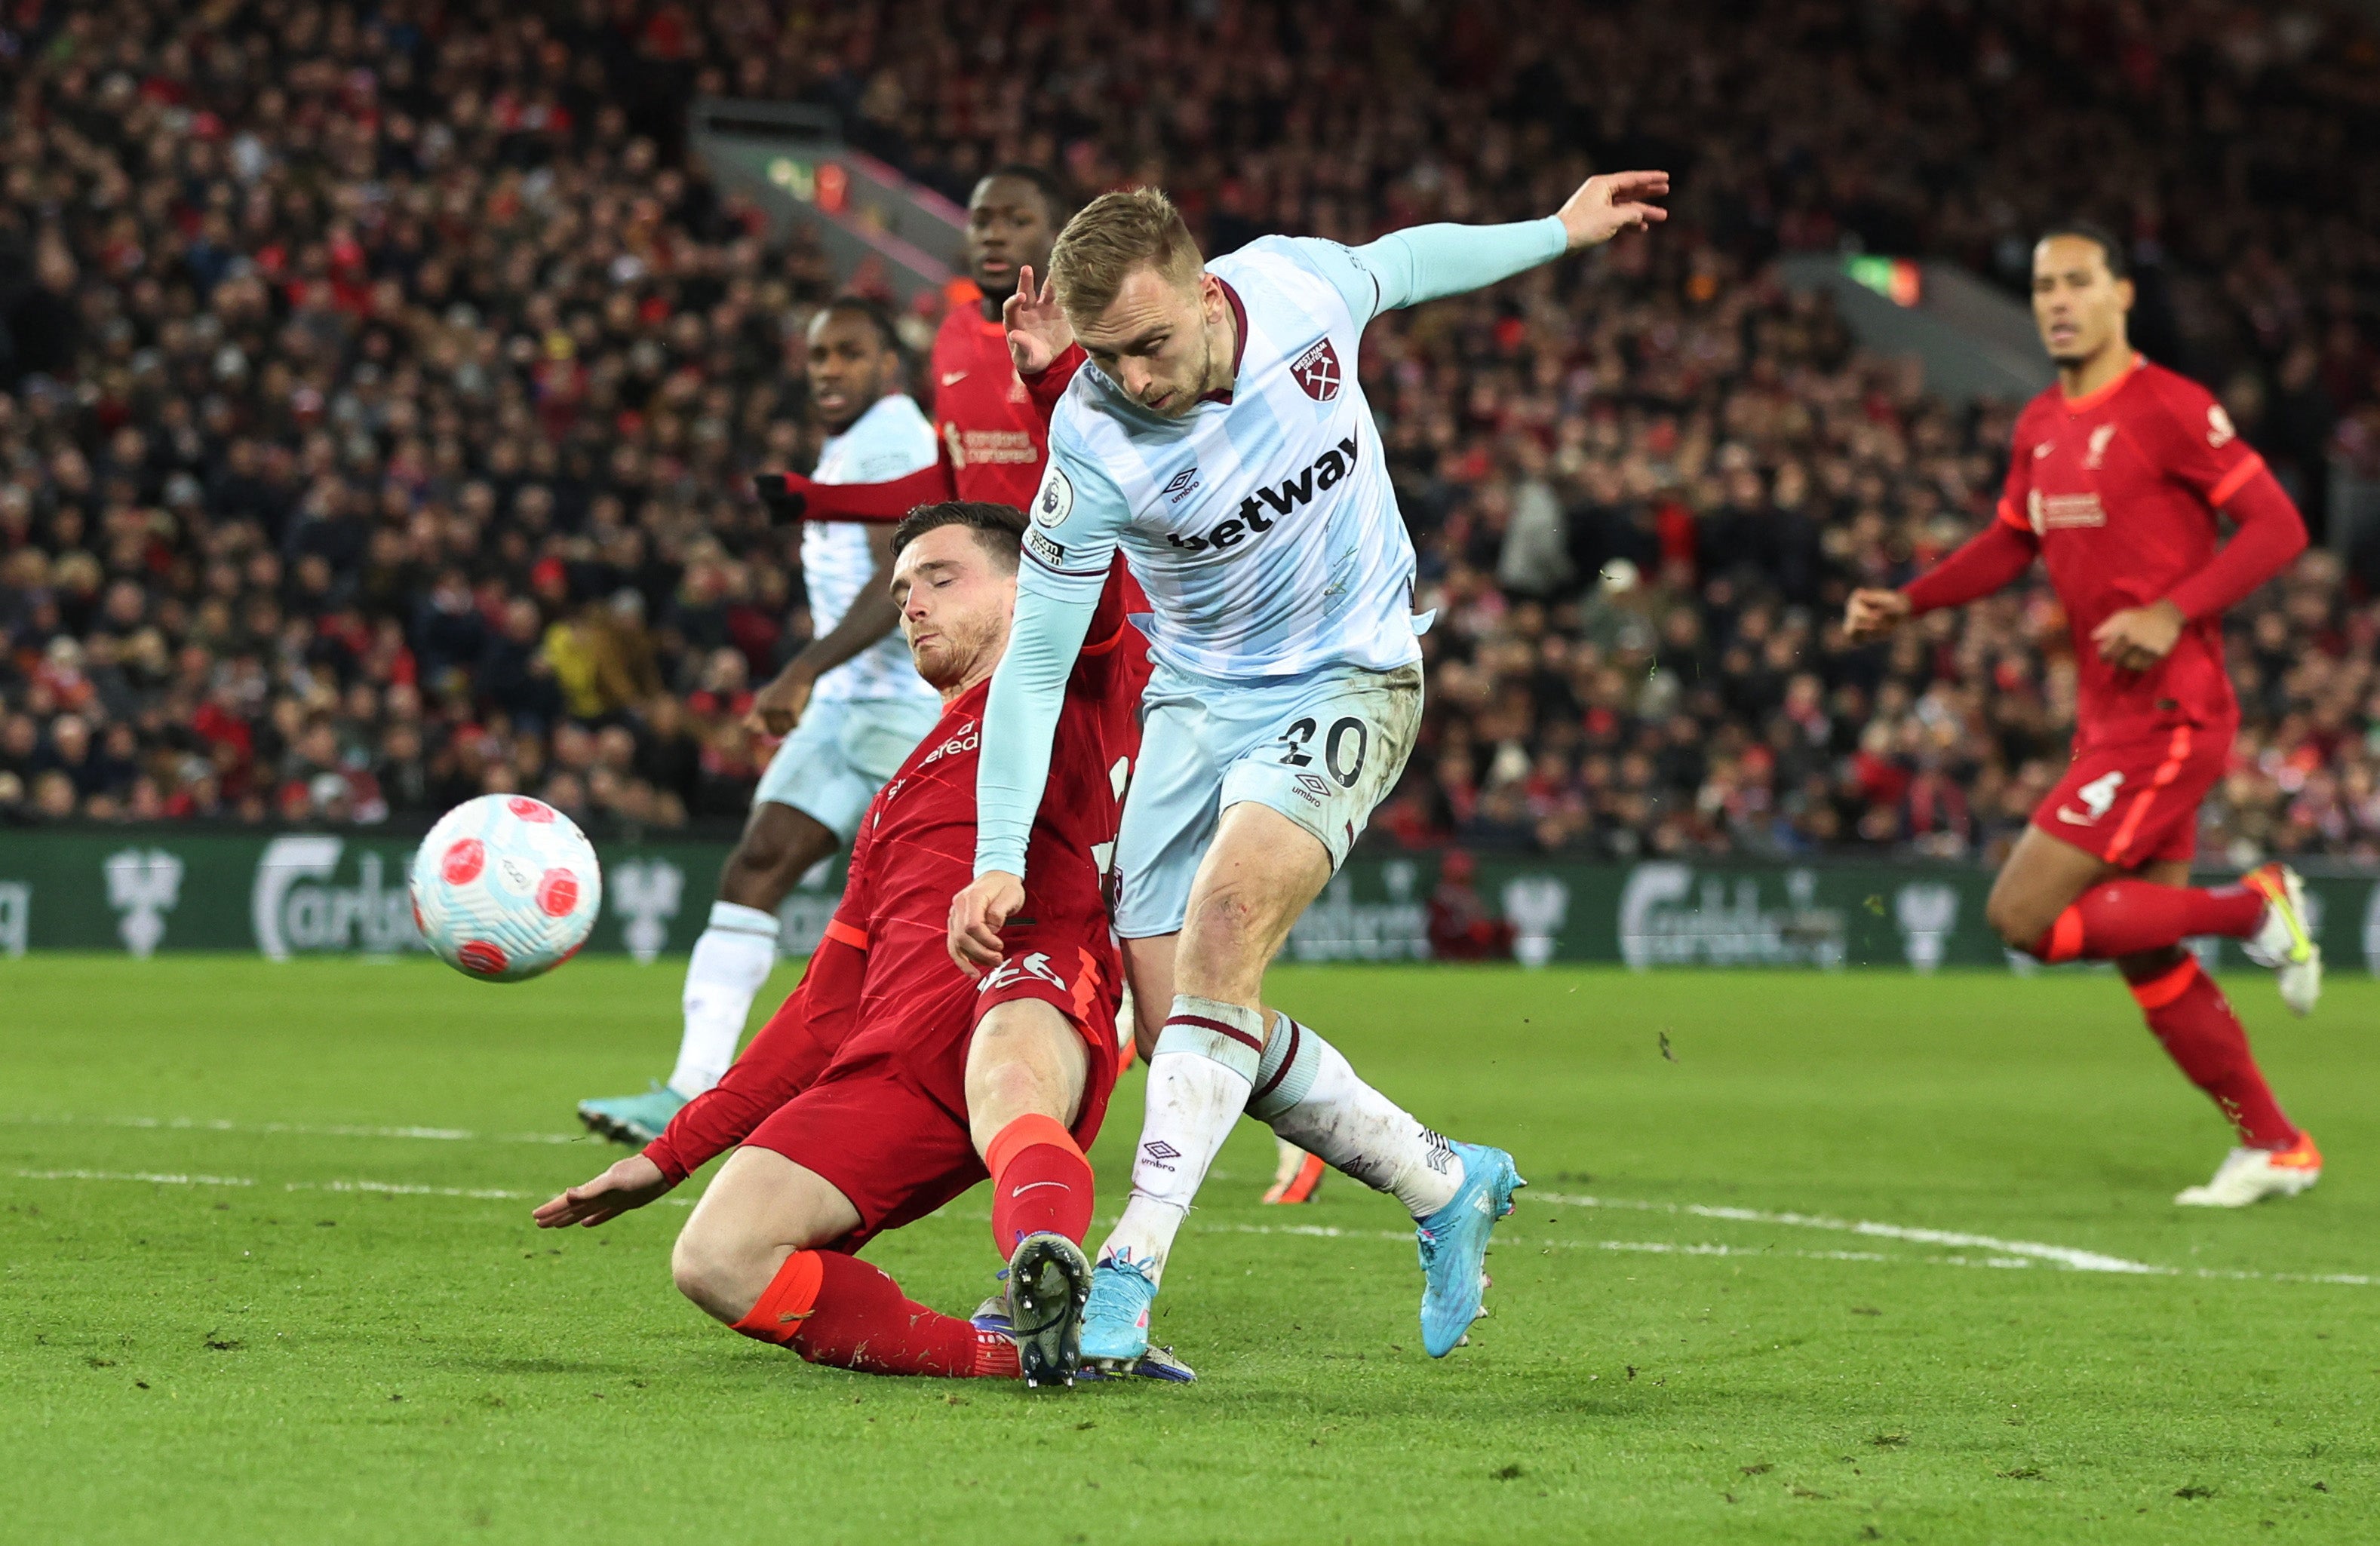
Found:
[410,794,603,982]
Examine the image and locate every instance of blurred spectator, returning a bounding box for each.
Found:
[1427,851,1516,961]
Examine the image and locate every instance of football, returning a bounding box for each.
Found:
[409,794,604,982]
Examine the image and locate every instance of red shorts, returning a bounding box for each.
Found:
[2031,722,2229,868]
[742,940,1120,1251]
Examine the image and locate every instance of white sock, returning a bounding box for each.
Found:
[1248,1012,1463,1219]
[668,901,780,1097]
[1097,995,1262,1284]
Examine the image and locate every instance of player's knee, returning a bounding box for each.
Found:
[1182,885,1272,961]
[669,1225,751,1322]
[1983,891,2050,954]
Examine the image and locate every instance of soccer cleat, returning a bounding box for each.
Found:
[576,1083,686,1146]
[1416,1141,1525,1357]
[2240,863,2321,1017]
[975,1290,1193,1382]
[1262,1138,1328,1204]
[1077,1252,1159,1368]
[1006,1232,1094,1389]
[2175,1133,2323,1207]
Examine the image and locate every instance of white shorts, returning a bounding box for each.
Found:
[753,694,941,842]
[1111,659,1422,939]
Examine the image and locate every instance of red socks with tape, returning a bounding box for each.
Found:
[986,1112,1095,1252]
[2031,881,2265,963]
[729,1250,1017,1379]
[2124,956,2299,1150]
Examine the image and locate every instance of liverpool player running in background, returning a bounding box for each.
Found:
[1846,223,2323,1208]
[580,301,944,1145]
[539,505,1175,1387]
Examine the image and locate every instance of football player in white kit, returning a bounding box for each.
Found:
[582,299,942,1143]
[949,173,1668,1367]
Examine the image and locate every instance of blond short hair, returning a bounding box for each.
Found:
[1049,188,1205,325]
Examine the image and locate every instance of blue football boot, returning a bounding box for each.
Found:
[1416,1142,1524,1357]
[1077,1252,1159,1368]
[576,1082,686,1146]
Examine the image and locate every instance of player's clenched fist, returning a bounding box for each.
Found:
[1842,587,1912,644]
[533,1152,671,1229]
[1555,170,1671,250]
[947,870,1024,977]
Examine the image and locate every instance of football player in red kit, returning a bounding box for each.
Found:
[536,503,1171,1387]
[1847,223,2322,1208]
[754,167,1084,524]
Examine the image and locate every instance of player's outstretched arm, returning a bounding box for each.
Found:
[1319,170,1670,321]
[533,1152,672,1229]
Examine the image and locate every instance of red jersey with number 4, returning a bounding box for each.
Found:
[929,304,1051,509]
[1996,357,2268,745]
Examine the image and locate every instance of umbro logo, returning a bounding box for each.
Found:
[1141,1140,1181,1171]
[1162,466,1200,503]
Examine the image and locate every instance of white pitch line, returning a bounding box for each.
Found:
[1535,1191,2161,1275]
[4,1113,585,1145]
[11,1167,693,1207]
[15,1167,255,1187]
[9,1169,2367,1287]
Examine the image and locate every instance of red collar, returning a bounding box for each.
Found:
[2060,352,2142,415]
[1196,278,1248,406]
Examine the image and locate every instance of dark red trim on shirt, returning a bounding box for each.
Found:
[1197,278,1250,406]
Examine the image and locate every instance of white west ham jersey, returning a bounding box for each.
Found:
[1022,237,1423,679]
[803,393,941,704]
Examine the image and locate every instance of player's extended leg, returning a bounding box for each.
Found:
[1092,806,1519,1362]
[1094,802,1332,1310]
[1985,827,2320,1014]
[1988,831,2319,1204]
[2114,861,2321,1208]
[965,998,1095,1387]
[579,801,835,1144]
[1124,931,1325,1205]
[671,1147,1018,1379]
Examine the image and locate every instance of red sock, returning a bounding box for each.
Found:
[985,1112,1095,1253]
[729,1250,1017,1379]
[2033,881,2265,962]
[2126,956,2299,1149]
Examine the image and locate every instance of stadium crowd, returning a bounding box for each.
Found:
[3,0,2378,868]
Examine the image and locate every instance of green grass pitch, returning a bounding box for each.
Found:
[3,955,2375,1543]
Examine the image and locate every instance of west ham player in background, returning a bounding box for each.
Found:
[540,505,1181,1388]
[1846,224,2323,1209]
[579,300,943,1145]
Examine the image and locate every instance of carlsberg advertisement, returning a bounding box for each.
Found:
[2,830,2377,973]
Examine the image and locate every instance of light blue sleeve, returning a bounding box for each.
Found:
[973,436,1129,878]
[1285,218,1568,326]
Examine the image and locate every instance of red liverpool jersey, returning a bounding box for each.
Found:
[1996,357,2270,744]
[929,303,1052,509]
[828,558,1150,1084]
